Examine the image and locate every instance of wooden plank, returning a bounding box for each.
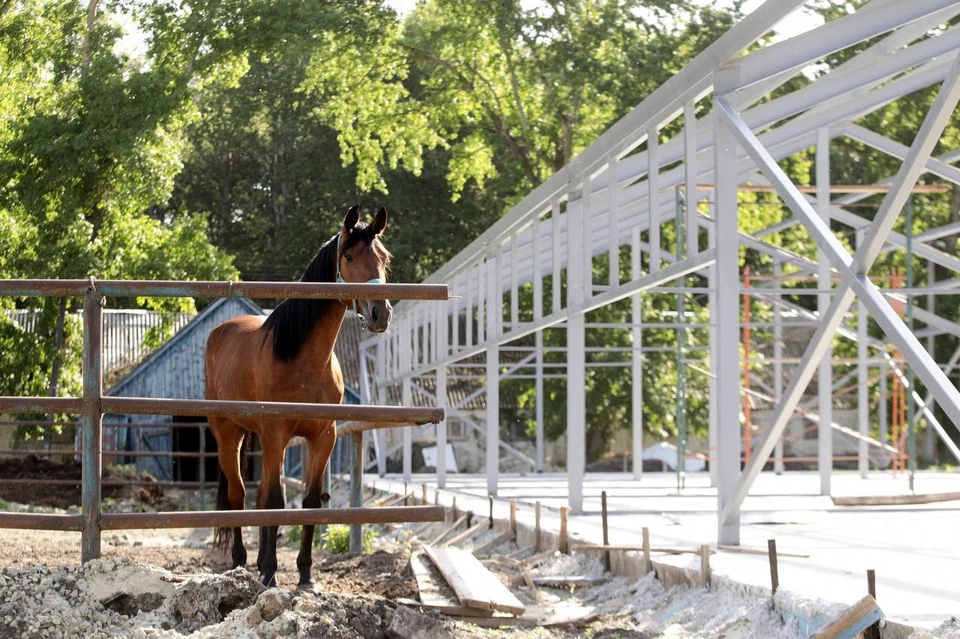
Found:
[408,554,494,618]
[506,545,535,559]
[423,544,526,616]
[427,515,469,546]
[719,544,810,559]
[378,493,408,508]
[571,544,715,555]
[531,575,609,587]
[831,492,960,506]
[523,549,557,567]
[395,596,492,618]
[444,521,486,548]
[812,595,883,639]
[472,530,515,556]
[445,615,536,628]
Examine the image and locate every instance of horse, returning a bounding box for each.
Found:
[204,204,392,588]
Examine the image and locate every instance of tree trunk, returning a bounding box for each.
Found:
[82,0,101,77]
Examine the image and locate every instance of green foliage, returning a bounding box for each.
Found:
[320,525,377,554]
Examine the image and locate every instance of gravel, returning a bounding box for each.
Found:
[0,559,447,639]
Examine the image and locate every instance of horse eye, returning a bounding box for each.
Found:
[345,254,353,263]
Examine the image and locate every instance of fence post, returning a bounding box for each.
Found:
[198,423,206,511]
[81,289,104,563]
[349,431,363,552]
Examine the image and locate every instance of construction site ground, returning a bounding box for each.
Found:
[0,468,957,636]
[369,469,960,632]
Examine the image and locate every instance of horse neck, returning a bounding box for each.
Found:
[303,300,347,366]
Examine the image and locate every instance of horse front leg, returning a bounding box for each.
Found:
[256,437,287,588]
[297,425,336,590]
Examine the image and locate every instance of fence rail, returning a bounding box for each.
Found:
[0,277,449,561]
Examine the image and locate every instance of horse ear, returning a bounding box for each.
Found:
[343,205,360,231]
[371,207,388,236]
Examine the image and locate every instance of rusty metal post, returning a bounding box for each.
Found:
[350,431,363,552]
[317,460,331,536]
[81,290,104,562]
[768,539,779,596]
[198,423,206,511]
[601,491,611,572]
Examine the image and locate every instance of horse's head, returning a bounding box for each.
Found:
[337,205,393,333]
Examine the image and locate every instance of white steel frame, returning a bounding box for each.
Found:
[360,0,960,543]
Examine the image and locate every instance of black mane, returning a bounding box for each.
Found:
[263,223,383,361]
[262,233,339,361]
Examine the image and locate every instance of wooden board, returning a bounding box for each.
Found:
[428,514,469,546]
[832,492,960,506]
[531,575,609,587]
[812,595,882,639]
[424,544,526,616]
[523,549,558,567]
[718,544,810,558]
[408,554,493,617]
[571,544,714,555]
[472,530,515,556]
[446,615,537,628]
[444,521,486,547]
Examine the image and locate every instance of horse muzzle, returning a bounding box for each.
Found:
[361,300,392,333]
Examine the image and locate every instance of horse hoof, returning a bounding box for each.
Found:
[296,582,321,594]
[260,574,278,588]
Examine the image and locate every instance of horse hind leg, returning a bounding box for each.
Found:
[212,420,248,569]
[297,424,336,589]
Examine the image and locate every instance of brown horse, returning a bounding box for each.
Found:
[205,205,392,588]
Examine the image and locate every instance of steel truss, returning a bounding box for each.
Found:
[360,0,960,543]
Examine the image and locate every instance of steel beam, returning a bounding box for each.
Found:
[418,0,807,289]
[716,55,960,526]
[714,86,741,545]
[858,232,870,478]
[632,227,644,481]
[717,0,959,92]
[486,344,500,497]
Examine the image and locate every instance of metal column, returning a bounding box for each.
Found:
[714,84,741,545]
[879,360,889,469]
[486,345,499,497]
[567,190,587,515]
[349,431,363,552]
[773,260,785,475]
[817,127,833,496]
[632,227,644,481]
[436,365,447,489]
[535,330,545,473]
[708,208,719,487]
[857,229,870,478]
[402,376,412,482]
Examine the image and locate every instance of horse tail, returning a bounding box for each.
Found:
[213,469,231,551]
[213,431,252,551]
[241,431,252,479]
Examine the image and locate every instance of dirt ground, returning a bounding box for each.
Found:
[0,465,944,638]
[0,455,173,510]
[0,524,636,638]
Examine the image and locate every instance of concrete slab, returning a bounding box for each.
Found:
[365,470,960,630]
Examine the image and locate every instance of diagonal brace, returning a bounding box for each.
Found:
[715,54,960,526]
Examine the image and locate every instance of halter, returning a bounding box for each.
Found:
[336,233,384,327]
